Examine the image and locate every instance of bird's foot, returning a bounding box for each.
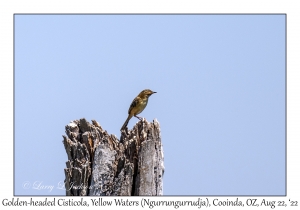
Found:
[135,115,143,120]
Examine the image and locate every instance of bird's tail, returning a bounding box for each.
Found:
[121,115,132,131]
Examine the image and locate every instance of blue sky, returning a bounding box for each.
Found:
[15,14,285,195]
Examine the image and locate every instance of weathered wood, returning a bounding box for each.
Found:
[63,118,164,196]
[63,119,92,196]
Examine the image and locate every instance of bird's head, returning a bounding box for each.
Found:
[139,89,157,98]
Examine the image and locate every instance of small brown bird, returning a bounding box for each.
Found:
[121,89,157,131]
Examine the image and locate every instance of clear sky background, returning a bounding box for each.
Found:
[15,14,285,196]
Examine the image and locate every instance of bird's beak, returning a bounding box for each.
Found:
[152,91,157,94]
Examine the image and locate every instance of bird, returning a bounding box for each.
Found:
[121,89,156,131]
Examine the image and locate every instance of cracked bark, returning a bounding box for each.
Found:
[63,118,164,196]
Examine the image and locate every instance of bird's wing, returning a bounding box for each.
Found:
[128,97,139,114]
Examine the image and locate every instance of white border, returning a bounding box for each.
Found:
[1,1,299,209]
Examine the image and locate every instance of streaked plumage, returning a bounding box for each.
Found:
[121,89,156,131]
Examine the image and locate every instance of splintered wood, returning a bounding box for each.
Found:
[63,118,164,196]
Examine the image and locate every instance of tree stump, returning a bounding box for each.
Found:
[63,118,164,196]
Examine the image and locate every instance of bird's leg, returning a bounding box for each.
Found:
[134,115,143,120]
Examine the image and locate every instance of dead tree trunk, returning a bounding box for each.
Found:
[63,118,164,196]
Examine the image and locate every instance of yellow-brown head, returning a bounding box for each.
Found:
[138,89,157,98]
